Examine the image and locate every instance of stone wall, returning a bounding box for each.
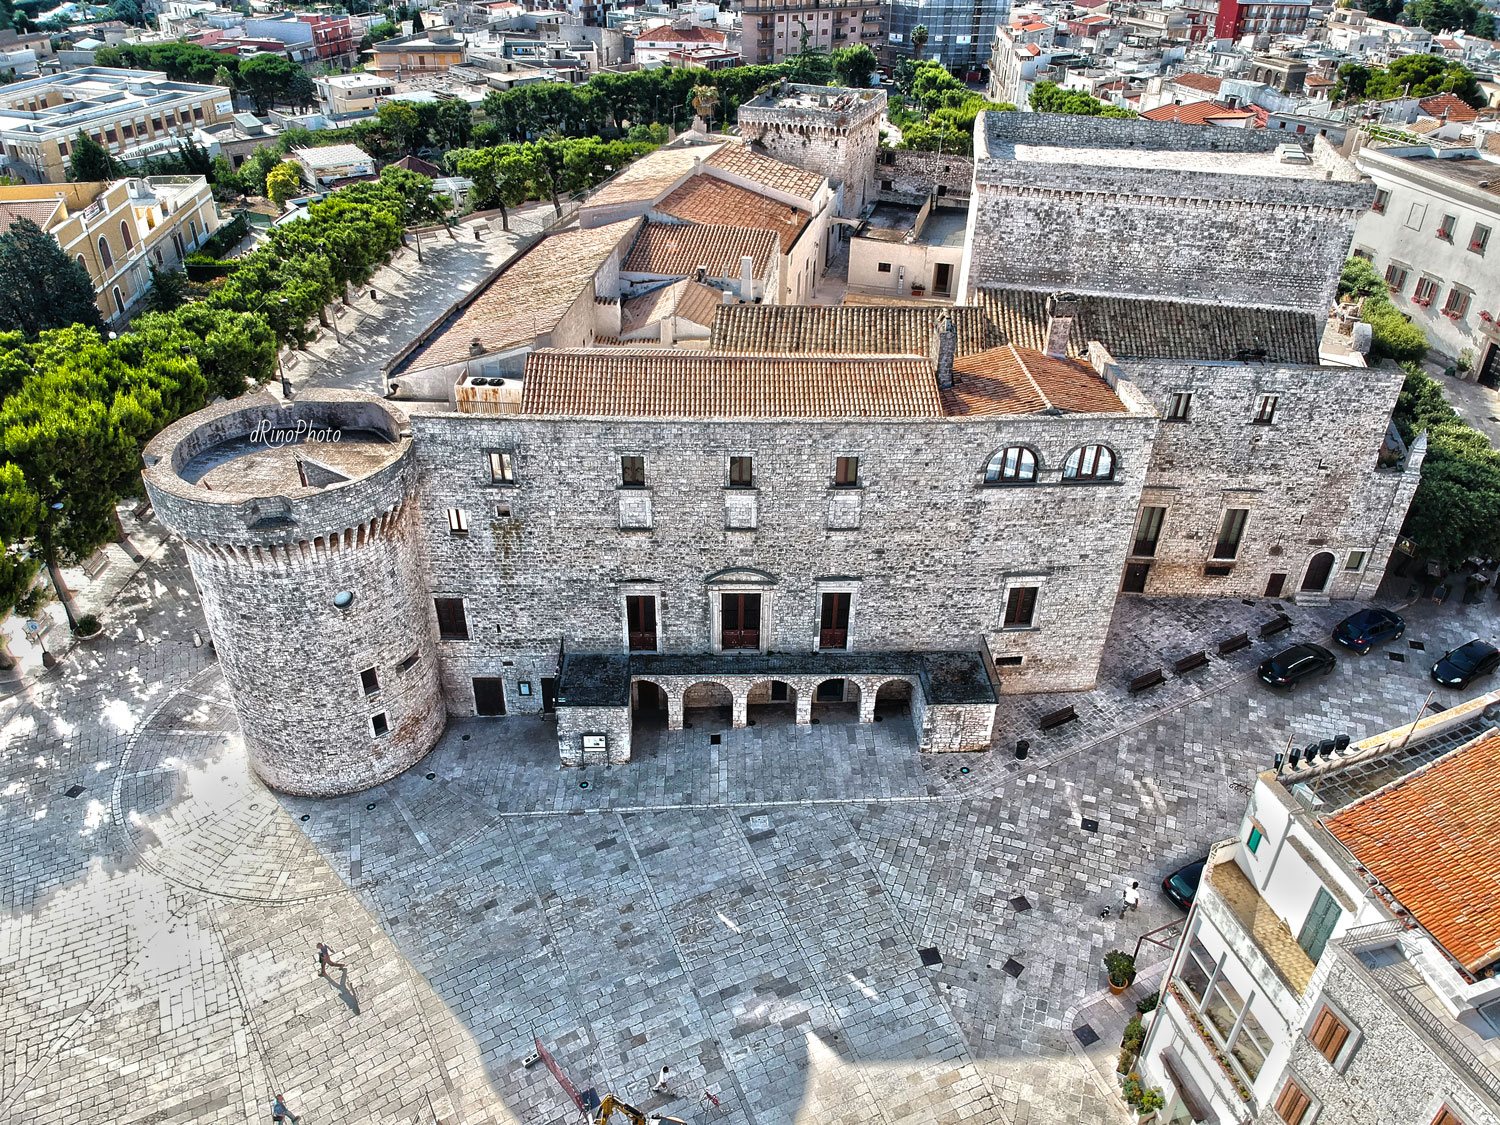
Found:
[738,86,885,218]
[409,407,1160,704]
[556,703,632,765]
[1256,952,1496,1125]
[963,114,1373,314]
[919,701,998,752]
[1126,359,1417,602]
[876,150,974,200]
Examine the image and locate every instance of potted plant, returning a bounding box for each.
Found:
[1105,950,1136,994]
[910,283,926,296]
[1135,1086,1166,1121]
[72,613,102,640]
[1136,991,1160,1014]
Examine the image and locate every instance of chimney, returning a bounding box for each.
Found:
[932,314,957,389]
[739,254,755,301]
[1044,292,1080,359]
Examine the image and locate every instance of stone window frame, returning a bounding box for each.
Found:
[1370,187,1390,215]
[619,452,647,489]
[726,452,756,489]
[1470,223,1491,256]
[1384,260,1410,294]
[433,596,470,642]
[1060,444,1116,483]
[1344,549,1369,573]
[445,507,469,536]
[619,581,664,655]
[370,711,390,738]
[1442,285,1472,320]
[1303,999,1361,1074]
[1251,394,1279,426]
[1165,391,1192,422]
[1000,575,1045,631]
[485,447,517,486]
[358,666,381,697]
[1413,275,1442,308]
[1211,506,1251,562]
[831,452,861,489]
[983,445,1040,485]
[813,578,860,652]
[705,568,776,655]
[1273,1073,1319,1125]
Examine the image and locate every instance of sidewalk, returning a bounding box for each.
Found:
[1068,959,1171,1117]
[0,505,174,692]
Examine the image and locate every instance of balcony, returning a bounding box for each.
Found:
[1339,922,1500,1111]
[1202,843,1317,997]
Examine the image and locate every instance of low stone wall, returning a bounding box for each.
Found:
[557,703,632,766]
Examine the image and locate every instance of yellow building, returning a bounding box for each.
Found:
[0,175,220,323]
[368,33,466,77]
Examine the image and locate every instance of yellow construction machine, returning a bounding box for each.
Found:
[592,1093,688,1125]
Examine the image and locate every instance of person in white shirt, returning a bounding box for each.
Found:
[1122,881,1141,912]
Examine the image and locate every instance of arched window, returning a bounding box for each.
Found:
[75,254,87,272]
[97,237,113,269]
[1062,444,1116,481]
[119,220,133,250]
[111,287,125,317]
[984,446,1038,484]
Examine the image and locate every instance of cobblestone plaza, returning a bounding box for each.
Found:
[4,541,1496,1124]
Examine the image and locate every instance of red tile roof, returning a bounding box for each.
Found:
[521,349,945,418]
[623,220,779,279]
[0,197,63,232]
[1417,92,1480,123]
[1325,729,1500,974]
[636,25,726,44]
[1172,72,1224,96]
[1141,100,1256,126]
[705,142,824,203]
[655,174,810,253]
[942,345,1127,417]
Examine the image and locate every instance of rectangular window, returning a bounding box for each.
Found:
[488,450,515,483]
[1132,506,1166,557]
[1274,1078,1313,1125]
[1371,187,1389,214]
[1214,509,1250,560]
[1003,585,1038,629]
[1177,936,1216,1006]
[834,455,859,487]
[434,597,469,641]
[720,592,761,650]
[1384,262,1409,292]
[728,455,754,488]
[1254,395,1278,425]
[620,454,645,488]
[1166,391,1192,420]
[1247,823,1264,853]
[1437,214,1456,242]
[1443,287,1471,319]
[1345,550,1367,572]
[398,650,420,673]
[359,667,380,695]
[877,261,892,273]
[370,712,389,737]
[446,507,468,535]
[1432,1110,1466,1125]
[819,591,851,649]
[1307,1007,1352,1064]
[625,594,657,652]
[1414,276,1441,306]
[1470,224,1491,255]
[1405,201,1427,230]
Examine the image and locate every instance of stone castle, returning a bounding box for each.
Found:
[142,94,1422,796]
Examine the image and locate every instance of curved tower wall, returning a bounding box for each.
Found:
[142,393,444,797]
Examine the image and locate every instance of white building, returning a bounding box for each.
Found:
[313,73,396,119]
[290,143,376,188]
[1349,140,1500,378]
[1137,690,1500,1125]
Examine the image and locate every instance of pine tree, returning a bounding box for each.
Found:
[67,132,117,182]
[0,219,104,337]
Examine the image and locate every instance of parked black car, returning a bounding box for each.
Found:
[1430,640,1500,689]
[1332,608,1406,655]
[1257,643,1337,688]
[1162,856,1208,911]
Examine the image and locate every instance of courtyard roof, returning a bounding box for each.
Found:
[620,279,725,332]
[710,304,999,356]
[623,220,779,279]
[1325,729,1500,975]
[976,287,1323,364]
[944,345,1128,417]
[520,349,944,418]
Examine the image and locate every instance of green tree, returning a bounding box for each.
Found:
[831,45,877,89]
[239,53,301,113]
[0,219,104,337]
[911,24,928,58]
[432,98,473,150]
[689,83,719,124]
[410,7,424,32]
[146,304,278,398]
[1335,54,1484,107]
[0,458,42,666]
[286,67,317,111]
[1029,80,1136,117]
[67,131,117,182]
[144,265,190,313]
[786,49,834,85]
[1336,256,1429,363]
[1405,0,1490,34]
[377,100,421,154]
[265,160,305,208]
[212,63,236,92]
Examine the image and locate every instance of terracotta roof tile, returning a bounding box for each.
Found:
[620,279,726,331]
[0,197,63,232]
[1172,72,1224,96]
[623,220,778,278]
[397,219,638,373]
[1325,730,1500,973]
[943,345,1127,417]
[637,25,726,44]
[976,287,1322,364]
[655,174,810,253]
[520,349,944,418]
[1417,92,1480,123]
[584,141,726,210]
[1141,99,1255,125]
[706,142,824,202]
[711,304,999,356]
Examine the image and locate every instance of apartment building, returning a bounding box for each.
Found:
[0,175,219,322]
[1137,690,1500,1125]
[739,0,883,66]
[0,67,233,184]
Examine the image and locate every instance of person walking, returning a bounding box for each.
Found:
[317,942,345,977]
[652,1065,672,1094]
[271,1091,300,1123]
[1122,881,1141,913]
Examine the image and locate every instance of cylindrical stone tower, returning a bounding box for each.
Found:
[143,392,444,796]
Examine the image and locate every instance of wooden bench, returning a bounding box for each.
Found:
[1259,614,1292,638]
[1217,633,1251,656]
[81,551,110,580]
[1127,668,1166,694]
[1172,650,1209,675]
[1038,705,1079,731]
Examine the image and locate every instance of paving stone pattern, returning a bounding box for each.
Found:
[3,543,1497,1124]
